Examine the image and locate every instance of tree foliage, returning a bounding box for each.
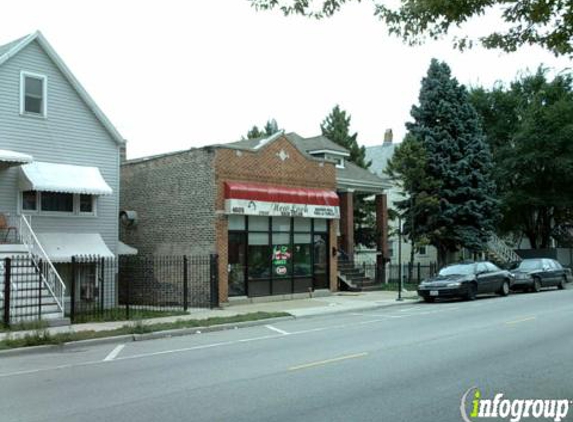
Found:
[470,68,573,248]
[250,0,573,56]
[321,105,370,169]
[244,119,281,139]
[394,59,498,265]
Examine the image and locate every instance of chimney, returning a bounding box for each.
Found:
[383,129,393,144]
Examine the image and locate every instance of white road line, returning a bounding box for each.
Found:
[265,325,290,335]
[103,344,125,362]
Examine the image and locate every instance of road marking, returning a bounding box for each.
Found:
[505,316,536,325]
[265,325,290,335]
[103,344,125,361]
[288,352,368,371]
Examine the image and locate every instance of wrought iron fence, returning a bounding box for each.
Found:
[344,262,438,290]
[2,254,219,327]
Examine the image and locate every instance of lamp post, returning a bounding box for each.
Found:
[397,215,403,302]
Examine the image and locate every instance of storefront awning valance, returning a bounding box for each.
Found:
[0,149,33,165]
[19,161,113,195]
[224,182,340,219]
[35,233,114,263]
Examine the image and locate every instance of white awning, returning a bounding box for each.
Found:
[35,233,114,262]
[118,240,138,255]
[19,161,113,195]
[0,149,33,164]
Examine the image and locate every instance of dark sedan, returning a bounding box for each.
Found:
[510,258,569,292]
[417,261,513,303]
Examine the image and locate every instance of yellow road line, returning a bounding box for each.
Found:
[288,352,368,371]
[505,316,536,325]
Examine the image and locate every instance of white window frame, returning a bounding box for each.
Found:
[20,71,48,118]
[18,191,97,217]
[335,157,345,169]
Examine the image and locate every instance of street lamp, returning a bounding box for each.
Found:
[397,215,403,302]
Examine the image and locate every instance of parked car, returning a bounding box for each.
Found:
[417,261,513,303]
[509,258,569,292]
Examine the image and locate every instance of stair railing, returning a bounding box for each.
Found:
[487,234,522,264]
[19,215,66,317]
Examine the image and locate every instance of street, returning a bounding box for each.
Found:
[1,287,573,422]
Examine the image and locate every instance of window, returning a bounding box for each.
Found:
[418,246,427,256]
[79,194,94,213]
[22,191,37,211]
[20,72,47,116]
[335,158,345,169]
[21,191,96,216]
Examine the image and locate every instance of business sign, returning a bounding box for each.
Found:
[272,245,291,276]
[225,199,340,219]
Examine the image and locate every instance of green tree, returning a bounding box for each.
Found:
[405,59,498,265]
[471,68,573,248]
[250,0,573,56]
[320,105,370,169]
[244,119,281,139]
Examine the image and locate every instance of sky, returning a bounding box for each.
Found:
[1,0,571,159]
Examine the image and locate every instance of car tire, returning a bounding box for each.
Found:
[466,283,477,301]
[423,296,435,303]
[499,280,510,296]
[533,278,542,293]
[558,277,566,290]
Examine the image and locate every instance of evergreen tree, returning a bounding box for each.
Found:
[320,105,370,169]
[246,125,264,139]
[244,119,281,139]
[406,59,498,265]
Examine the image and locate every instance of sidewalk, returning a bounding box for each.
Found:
[0,290,419,343]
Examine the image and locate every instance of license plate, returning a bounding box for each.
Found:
[430,290,439,297]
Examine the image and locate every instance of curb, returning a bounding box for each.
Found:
[0,297,420,356]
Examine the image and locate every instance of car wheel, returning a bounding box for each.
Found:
[499,280,510,296]
[533,278,542,293]
[466,283,477,301]
[558,277,566,290]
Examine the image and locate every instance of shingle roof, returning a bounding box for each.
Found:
[365,143,397,178]
[0,35,28,59]
[297,135,349,154]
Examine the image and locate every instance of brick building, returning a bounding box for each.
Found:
[120,132,389,303]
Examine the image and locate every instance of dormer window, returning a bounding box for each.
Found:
[335,157,345,169]
[20,71,47,117]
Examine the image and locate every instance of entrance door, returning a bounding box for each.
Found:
[228,232,247,296]
[313,233,329,289]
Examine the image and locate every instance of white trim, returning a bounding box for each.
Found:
[334,157,345,169]
[19,190,98,217]
[20,70,47,117]
[1,31,125,145]
[308,149,350,157]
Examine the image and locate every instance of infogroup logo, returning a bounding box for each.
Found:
[460,387,571,422]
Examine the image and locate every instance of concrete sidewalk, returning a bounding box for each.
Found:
[0,290,419,342]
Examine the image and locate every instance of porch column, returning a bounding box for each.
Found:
[376,193,389,277]
[338,190,355,258]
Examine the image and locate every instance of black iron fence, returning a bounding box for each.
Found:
[2,254,219,327]
[345,261,438,290]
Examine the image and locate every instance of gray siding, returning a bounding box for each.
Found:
[0,40,120,253]
[120,149,216,256]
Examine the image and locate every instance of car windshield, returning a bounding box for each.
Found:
[438,264,475,276]
[516,260,543,271]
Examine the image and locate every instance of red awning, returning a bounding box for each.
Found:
[224,182,339,206]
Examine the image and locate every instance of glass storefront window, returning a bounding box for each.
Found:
[314,219,327,232]
[228,215,246,231]
[249,216,269,231]
[272,217,291,232]
[294,217,311,232]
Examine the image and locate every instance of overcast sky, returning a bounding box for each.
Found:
[2,0,571,158]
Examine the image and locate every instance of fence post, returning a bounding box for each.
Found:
[210,254,219,309]
[417,262,421,284]
[125,258,130,320]
[38,259,43,320]
[4,258,11,327]
[183,256,189,311]
[100,257,105,314]
[70,256,76,323]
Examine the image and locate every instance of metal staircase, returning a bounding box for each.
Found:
[0,216,67,325]
[486,234,521,266]
[337,250,377,291]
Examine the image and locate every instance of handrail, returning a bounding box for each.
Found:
[19,215,66,316]
[487,234,521,263]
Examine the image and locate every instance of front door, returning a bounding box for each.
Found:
[228,232,247,296]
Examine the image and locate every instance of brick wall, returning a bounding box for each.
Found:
[120,148,217,257]
[214,136,339,302]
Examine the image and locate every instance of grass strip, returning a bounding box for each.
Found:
[0,311,290,350]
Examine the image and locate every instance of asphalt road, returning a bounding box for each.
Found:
[1,286,573,422]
